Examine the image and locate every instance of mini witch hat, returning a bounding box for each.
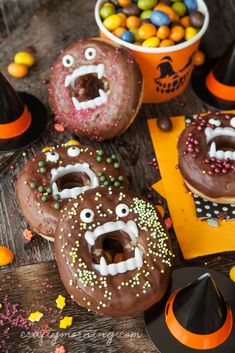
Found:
[192,40,235,109]
[0,72,47,151]
[144,267,235,353]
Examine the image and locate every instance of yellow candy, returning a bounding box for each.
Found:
[56,295,66,310]
[0,246,14,266]
[104,251,113,263]
[142,36,160,47]
[229,266,235,283]
[14,52,35,68]
[59,316,73,329]
[64,140,80,146]
[28,311,43,322]
[103,14,122,31]
[185,26,198,41]
[42,146,53,152]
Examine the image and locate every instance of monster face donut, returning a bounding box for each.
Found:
[16,142,128,241]
[49,38,143,140]
[54,187,174,316]
[178,113,235,204]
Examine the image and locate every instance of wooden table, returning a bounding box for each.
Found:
[0,1,234,352]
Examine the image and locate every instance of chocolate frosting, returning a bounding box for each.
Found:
[178,113,235,199]
[15,143,128,240]
[54,187,174,316]
[48,38,143,140]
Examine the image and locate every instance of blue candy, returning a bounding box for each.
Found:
[183,0,197,13]
[150,10,170,27]
[120,30,134,43]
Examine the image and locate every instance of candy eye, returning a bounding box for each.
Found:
[116,203,129,218]
[46,151,60,162]
[67,146,80,157]
[80,209,95,223]
[208,118,221,127]
[230,117,235,128]
[85,47,96,60]
[62,55,74,67]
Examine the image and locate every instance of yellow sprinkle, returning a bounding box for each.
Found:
[56,295,66,310]
[59,316,73,329]
[0,304,2,309]
[42,146,52,152]
[64,140,80,146]
[28,311,44,322]
[229,266,235,283]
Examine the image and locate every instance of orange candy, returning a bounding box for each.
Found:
[160,39,175,47]
[113,26,126,37]
[118,0,131,6]
[8,63,28,78]
[192,50,205,66]
[138,23,157,40]
[180,15,190,28]
[117,12,127,26]
[114,253,124,263]
[154,3,179,22]
[157,25,170,40]
[126,16,141,29]
[169,26,185,42]
[0,246,14,266]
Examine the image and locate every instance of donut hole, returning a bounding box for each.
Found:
[56,172,90,191]
[71,74,109,102]
[102,237,123,263]
[210,136,235,152]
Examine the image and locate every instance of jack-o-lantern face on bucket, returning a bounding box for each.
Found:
[54,187,174,316]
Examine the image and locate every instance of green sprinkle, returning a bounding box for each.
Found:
[111,154,117,160]
[38,186,44,193]
[110,177,115,182]
[106,158,112,163]
[114,162,120,169]
[96,156,102,163]
[39,167,46,173]
[100,176,106,182]
[97,149,104,156]
[114,181,120,187]
[41,195,48,202]
[54,194,60,201]
[54,203,60,210]
[46,187,52,194]
[103,181,109,186]
[38,160,46,167]
[118,176,124,181]
[98,172,103,177]
[30,182,36,189]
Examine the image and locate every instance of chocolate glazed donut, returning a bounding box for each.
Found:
[15,142,128,241]
[48,38,143,140]
[54,187,174,316]
[178,113,235,204]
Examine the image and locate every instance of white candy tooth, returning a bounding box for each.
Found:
[85,232,95,246]
[60,188,72,199]
[82,163,89,168]
[117,261,127,273]
[52,182,58,194]
[209,142,216,157]
[86,100,96,109]
[99,89,107,103]
[215,150,225,159]
[224,151,233,160]
[127,220,138,238]
[70,187,82,199]
[205,127,212,139]
[126,258,136,271]
[72,97,81,110]
[233,152,235,160]
[135,247,143,267]
[64,75,71,87]
[108,263,118,276]
[94,97,103,106]
[100,257,109,276]
[51,169,57,178]
[97,64,105,79]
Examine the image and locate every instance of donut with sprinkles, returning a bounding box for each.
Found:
[54,187,174,316]
[15,141,128,241]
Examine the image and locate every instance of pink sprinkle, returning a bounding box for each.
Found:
[55,346,66,353]
[54,123,65,132]
[164,217,173,230]
[23,229,33,241]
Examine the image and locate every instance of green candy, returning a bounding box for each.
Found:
[54,203,60,210]
[172,2,187,16]
[114,181,120,187]
[106,157,112,163]
[118,176,124,181]
[114,162,120,169]
[54,194,60,201]
[103,181,109,186]
[97,149,104,156]
[39,167,46,173]
[99,5,115,19]
[30,182,36,189]
[38,160,46,167]
[138,0,157,11]
[97,156,102,163]
[41,195,48,202]
[140,10,152,19]
[38,186,44,193]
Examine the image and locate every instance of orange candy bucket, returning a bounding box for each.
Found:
[95,0,209,103]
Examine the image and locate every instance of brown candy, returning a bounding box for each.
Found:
[189,11,204,28]
[157,116,173,132]
[122,4,141,16]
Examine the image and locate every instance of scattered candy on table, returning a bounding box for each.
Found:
[7,63,28,78]
[28,311,44,322]
[23,229,33,241]
[0,246,14,266]
[14,51,35,67]
[59,316,73,329]
[100,0,205,47]
[229,266,235,283]
[56,295,66,310]
[7,50,36,78]
[192,49,205,66]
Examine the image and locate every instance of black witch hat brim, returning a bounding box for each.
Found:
[191,60,235,110]
[144,267,235,353]
[0,92,47,152]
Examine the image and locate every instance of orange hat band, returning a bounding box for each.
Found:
[0,106,32,139]
[165,290,233,350]
[206,71,235,101]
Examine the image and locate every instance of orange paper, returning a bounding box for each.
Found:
[148,115,235,260]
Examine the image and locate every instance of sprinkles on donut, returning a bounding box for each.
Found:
[178,112,235,204]
[49,38,143,140]
[15,141,128,241]
[54,187,174,316]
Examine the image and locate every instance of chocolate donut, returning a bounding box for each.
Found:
[54,187,174,316]
[48,38,143,140]
[16,141,128,241]
[178,113,235,203]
